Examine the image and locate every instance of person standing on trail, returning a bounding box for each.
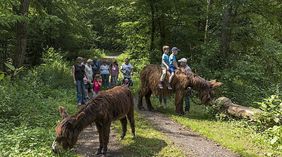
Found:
[85,59,94,99]
[92,58,100,77]
[100,61,110,88]
[110,60,119,87]
[121,58,133,86]
[72,57,86,106]
[178,58,192,112]
[158,45,170,89]
[168,47,180,90]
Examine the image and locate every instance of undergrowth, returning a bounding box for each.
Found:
[0,48,77,157]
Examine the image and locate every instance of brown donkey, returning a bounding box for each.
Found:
[138,64,222,114]
[52,86,135,155]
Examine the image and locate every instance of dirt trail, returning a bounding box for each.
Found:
[74,125,132,157]
[138,109,239,157]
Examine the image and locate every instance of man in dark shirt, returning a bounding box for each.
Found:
[72,57,86,106]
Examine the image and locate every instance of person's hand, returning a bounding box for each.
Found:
[74,80,76,85]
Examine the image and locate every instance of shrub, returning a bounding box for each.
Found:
[253,95,282,151]
[0,48,77,156]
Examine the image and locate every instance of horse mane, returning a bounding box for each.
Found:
[186,72,210,91]
[68,86,133,130]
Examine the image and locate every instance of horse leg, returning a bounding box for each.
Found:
[138,89,145,110]
[120,117,127,139]
[102,122,111,155]
[175,91,185,115]
[127,109,135,138]
[145,90,154,111]
[95,122,103,155]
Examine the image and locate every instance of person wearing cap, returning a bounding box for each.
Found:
[158,45,170,89]
[168,47,180,90]
[178,58,191,74]
[72,57,86,106]
[85,59,94,99]
[178,58,192,112]
[121,58,133,86]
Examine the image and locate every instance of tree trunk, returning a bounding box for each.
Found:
[14,0,30,68]
[149,0,156,52]
[158,14,166,47]
[204,0,211,45]
[214,97,262,120]
[219,4,232,68]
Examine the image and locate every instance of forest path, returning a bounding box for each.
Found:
[137,107,239,157]
[74,54,239,157]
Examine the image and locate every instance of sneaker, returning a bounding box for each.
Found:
[167,84,172,90]
[158,83,163,89]
[77,103,81,106]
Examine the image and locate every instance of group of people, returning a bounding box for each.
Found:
[72,46,191,111]
[158,45,192,112]
[72,57,133,106]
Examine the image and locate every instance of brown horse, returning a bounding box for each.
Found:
[138,64,222,114]
[52,86,135,155]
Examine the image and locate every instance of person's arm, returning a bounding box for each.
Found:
[162,60,169,69]
[173,61,179,69]
[109,64,112,76]
[72,65,76,84]
[130,64,134,75]
[117,65,119,78]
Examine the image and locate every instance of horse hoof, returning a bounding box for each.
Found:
[96,148,102,155]
[120,136,125,140]
[138,106,145,111]
[102,148,107,155]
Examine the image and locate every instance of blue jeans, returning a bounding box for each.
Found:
[76,80,86,104]
[101,74,109,88]
[185,96,190,112]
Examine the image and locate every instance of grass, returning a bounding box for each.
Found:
[113,112,185,157]
[149,96,282,157]
[0,87,77,157]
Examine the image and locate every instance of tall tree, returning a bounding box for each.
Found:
[14,0,30,68]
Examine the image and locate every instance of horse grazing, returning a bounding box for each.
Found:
[138,64,222,115]
[52,86,135,155]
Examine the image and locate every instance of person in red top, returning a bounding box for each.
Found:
[93,74,102,98]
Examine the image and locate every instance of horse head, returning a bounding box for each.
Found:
[186,73,223,104]
[52,106,85,153]
[199,79,223,104]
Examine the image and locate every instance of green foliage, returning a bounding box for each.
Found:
[35,47,73,89]
[0,50,76,156]
[253,95,282,150]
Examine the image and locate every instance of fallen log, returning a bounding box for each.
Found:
[213,97,262,120]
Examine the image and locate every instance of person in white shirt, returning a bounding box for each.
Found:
[120,58,133,86]
[100,61,110,88]
[85,59,94,98]
[178,58,192,112]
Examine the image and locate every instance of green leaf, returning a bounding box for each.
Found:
[0,71,4,80]
[273,118,280,123]
[270,136,278,145]
[4,62,15,71]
